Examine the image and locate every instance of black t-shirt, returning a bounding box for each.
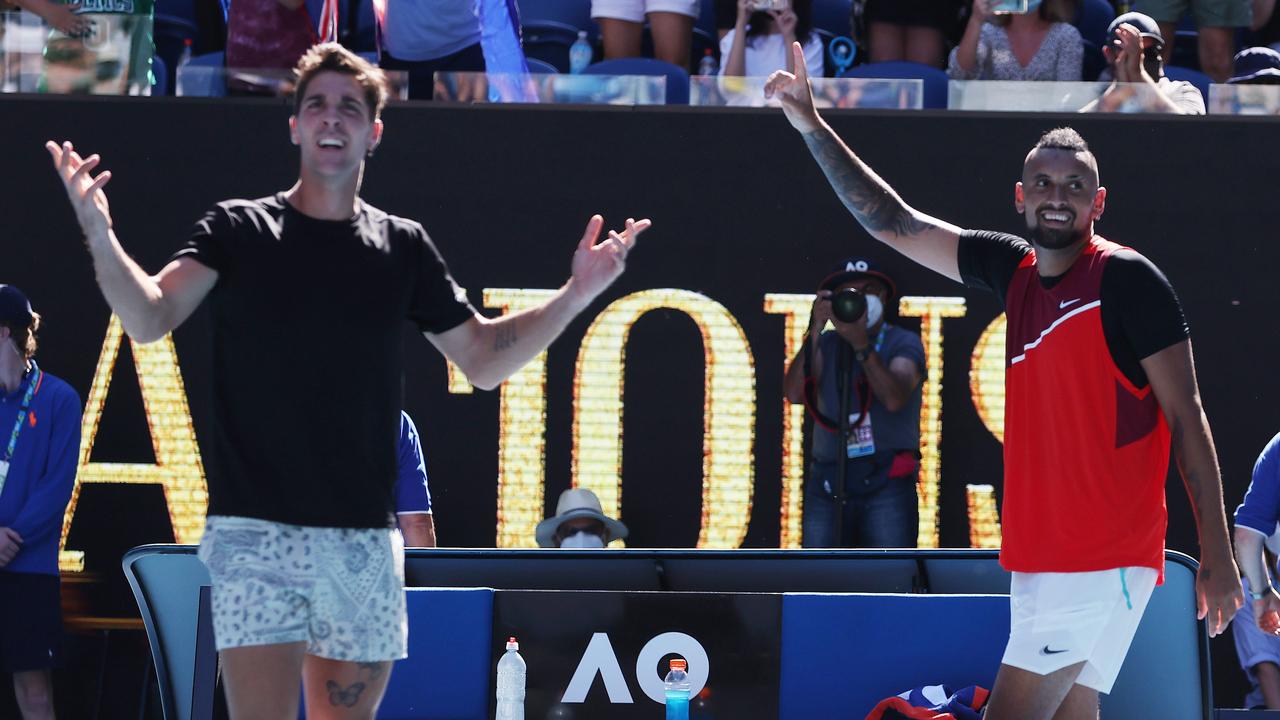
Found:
[175,194,475,528]
[957,230,1189,388]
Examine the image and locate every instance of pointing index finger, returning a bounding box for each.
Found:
[791,41,808,85]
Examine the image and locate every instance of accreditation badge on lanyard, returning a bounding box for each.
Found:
[0,367,42,499]
[845,327,885,460]
[845,409,875,458]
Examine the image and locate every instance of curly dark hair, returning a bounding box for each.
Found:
[3,312,40,361]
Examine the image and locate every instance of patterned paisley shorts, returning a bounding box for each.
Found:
[197,515,408,662]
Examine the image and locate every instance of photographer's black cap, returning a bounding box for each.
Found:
[0,285,33,328]
[819,258,897,298]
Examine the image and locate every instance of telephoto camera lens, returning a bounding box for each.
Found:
[831,287,867,323]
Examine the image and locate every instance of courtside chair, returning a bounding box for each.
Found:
[122,546,214,720]
[151,54,169,97]
[526,57,560,73]
[584,56,690,103]
[838,60,948,109]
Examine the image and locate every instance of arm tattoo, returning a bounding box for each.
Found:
[326,680,367,707]
[494,321,518,352]
[801,127,929,237]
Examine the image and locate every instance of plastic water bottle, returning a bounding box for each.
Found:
[697,48,717,76]
[496,637,525,720]
[663,658,690,720]
[569,31,592,74]
[178,37,193,71]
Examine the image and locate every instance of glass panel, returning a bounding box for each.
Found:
[689,75,923,109]
[175,65,409,100]
[432,71,668,105]
[1,10,155,95]
[948,80,1178,113]
[1208,83,1280,115]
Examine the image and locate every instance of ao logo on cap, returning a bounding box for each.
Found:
[848,260,869,272]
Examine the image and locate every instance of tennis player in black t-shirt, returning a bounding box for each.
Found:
[765,41,1241,720]
[47,44,650,719]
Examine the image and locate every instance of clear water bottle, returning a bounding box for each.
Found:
[697,48,717,76]
[663,658,690,720]
[569,31,593,74]
[496,636,525,720]
[178,37,193,71]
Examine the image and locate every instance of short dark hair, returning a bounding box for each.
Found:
[293,43,389,121]
[1030,127,1100,181]
[2,312,40,361]
[1035,127,1089,153]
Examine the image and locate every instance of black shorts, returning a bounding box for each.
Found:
[864,0,962,30]
[0,571,63,673]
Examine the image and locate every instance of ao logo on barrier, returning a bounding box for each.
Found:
[562,632,708,704]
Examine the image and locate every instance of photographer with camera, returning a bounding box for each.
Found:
[783,258,925,548]
[720,0,824,77]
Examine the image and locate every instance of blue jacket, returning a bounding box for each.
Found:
[0,362,82,576]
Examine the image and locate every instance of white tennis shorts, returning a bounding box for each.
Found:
[1002,566,1158,694]
[198,515,408,662]
[591,0,699,23]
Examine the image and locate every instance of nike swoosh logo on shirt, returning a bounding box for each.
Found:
[1059,298,1081,309]
[1040,646,1070,655]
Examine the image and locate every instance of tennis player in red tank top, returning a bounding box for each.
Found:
[767,41,1244,720]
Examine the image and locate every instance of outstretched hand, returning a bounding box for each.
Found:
[1197,553,1244,638]
[569,215,652,305]
[764,42,821,133]
[46,140,114,241]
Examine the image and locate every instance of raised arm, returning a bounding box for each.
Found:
[1141,339,1244,637]
[426,215,650,391]
[764,43,965,283]
[47,141,216,343]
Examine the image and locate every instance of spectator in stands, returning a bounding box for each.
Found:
[1137,0,1252,83]
[593,0,696,68]
[1228,44,1280,81]
[1248,0,1280,50]
[378,0,484,100]
[225,0,315,95]
[0,286,82,720]
[1082,13,1206,113]
[783,259,925,549]
[720,0,824,76]
[535,488,629,548]
[1232,432,1280,709]
[3,0,90,35]
[861,0,963,68]
[948,0,1083,81]
[396,411,436,547]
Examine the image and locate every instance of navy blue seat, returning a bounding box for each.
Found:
[1165,64,1212,99]
[151,54,169,96]
[153,13,197,96]
[526,56,560,73]
[519,0,595,34]
[177,51,227,97]
[522,19,583,73]
[583,56,690,103]
[1073,0,1116,48]
[811,0,852,38]
[839,60,948,109]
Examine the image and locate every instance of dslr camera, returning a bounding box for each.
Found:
[830,287,867,323]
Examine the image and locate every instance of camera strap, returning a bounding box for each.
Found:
[802,326,885,434]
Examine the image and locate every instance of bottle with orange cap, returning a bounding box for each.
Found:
[663,658,691,720]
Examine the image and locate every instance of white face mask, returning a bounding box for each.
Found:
[865,294,884,328]
[560,531,605,549]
